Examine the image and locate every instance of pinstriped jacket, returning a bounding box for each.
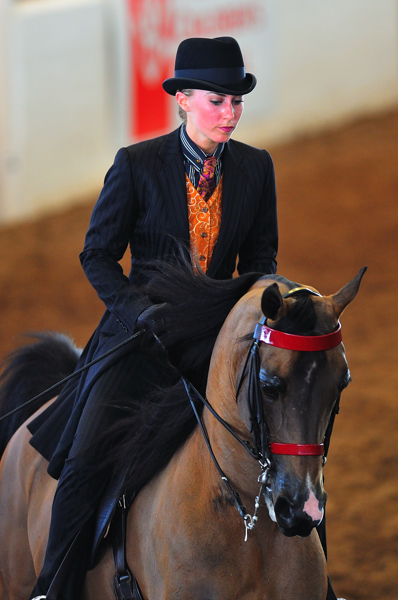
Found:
[80,127,278,334]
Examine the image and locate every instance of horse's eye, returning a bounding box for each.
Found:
[260,381,279,401]
[259,371,283,401]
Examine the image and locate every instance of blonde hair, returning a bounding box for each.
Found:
[177,89,194,123]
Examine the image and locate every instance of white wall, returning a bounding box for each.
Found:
[1,0,111,222]
[239,0,398,145]
[1,0,398,223]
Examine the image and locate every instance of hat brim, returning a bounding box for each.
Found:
[162,73,257,96]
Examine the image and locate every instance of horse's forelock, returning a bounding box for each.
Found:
[251,275,332,337]
[273,295,320,336]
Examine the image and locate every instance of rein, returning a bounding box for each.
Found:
[182,377,271,540]
[185,286,344,539]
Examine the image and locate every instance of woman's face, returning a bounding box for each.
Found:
[176,90,244,154]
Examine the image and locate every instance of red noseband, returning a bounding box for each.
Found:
[270,443,324,456]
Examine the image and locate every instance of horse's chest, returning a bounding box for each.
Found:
[158,549,270,600]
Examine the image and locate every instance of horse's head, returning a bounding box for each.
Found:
[210,268,366,539]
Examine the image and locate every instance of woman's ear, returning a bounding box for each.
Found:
[175,91,190,114]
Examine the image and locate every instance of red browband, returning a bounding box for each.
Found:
[255,322,342,352]
[270,443,324,456]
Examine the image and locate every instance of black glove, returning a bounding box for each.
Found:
[136,303,167,330]
[136,303,168,354]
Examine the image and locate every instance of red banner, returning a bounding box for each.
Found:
[127,0,172,139]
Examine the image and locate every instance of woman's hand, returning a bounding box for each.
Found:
[136,303,167,330]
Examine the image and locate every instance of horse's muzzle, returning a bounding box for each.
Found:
[274,492,326,537]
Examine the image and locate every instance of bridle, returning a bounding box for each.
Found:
[185,286,343,538]
[249,287,342,458]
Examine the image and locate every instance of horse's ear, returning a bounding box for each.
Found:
[261,283,284,320]
[330,266,367,318]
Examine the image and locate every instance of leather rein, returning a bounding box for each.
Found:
[184,287,343,539]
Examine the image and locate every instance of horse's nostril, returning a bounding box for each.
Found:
[274,495,294,521]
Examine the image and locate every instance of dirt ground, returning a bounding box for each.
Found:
[1,109,397,599]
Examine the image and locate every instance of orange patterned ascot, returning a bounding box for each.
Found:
[186,173,223,273]
[197,156,217,202]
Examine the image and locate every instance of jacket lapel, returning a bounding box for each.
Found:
[207,141,246,277]
[157,128,190,240]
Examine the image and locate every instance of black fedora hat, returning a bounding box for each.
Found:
[162,36,256,96]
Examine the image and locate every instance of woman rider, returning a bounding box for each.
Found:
[29,36,335,600]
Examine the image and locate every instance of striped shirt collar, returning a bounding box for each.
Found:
[180,125,224,187]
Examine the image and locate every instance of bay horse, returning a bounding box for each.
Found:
[0,264,366,600]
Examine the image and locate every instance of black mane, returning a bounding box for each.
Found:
[130,257,264,391]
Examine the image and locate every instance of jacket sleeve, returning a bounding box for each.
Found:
[79,148,150,333]
[237,150,278,275]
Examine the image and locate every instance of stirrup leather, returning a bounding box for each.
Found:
[112,495,143,600]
